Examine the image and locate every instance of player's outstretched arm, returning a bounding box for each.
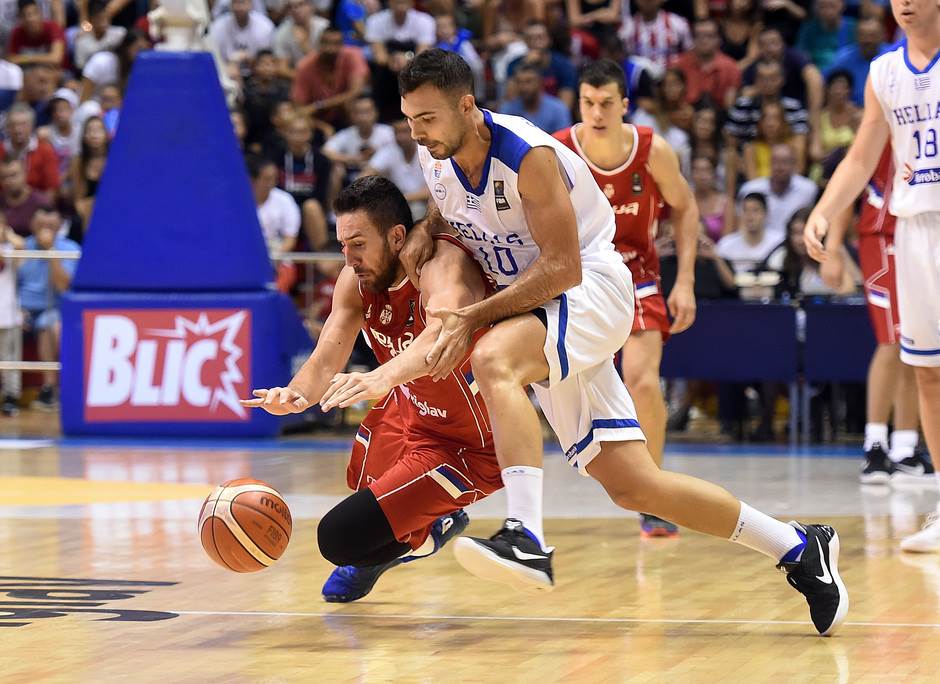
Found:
[320,241,487,409]
[241,266,364,415]
[805,76,890,260]
[648,134,699,334]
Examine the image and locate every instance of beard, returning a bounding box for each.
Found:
[363,250,400,293]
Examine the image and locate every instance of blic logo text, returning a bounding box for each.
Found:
[83,309,251,422]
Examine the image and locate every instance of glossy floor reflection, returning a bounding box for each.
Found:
[1,438,938,683]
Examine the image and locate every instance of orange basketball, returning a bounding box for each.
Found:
[198,478,292,572]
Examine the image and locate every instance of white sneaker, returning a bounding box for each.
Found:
[900,513,940,553]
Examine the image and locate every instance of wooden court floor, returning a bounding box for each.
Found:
[1,438,939,683]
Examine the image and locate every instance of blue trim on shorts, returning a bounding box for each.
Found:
[568,418,642,459]
[557,293,569,380]
[435,465,469,492]
[901,344,940,356]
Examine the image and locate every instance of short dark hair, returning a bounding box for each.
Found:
[399,48,474,98]
[334,176,414,233]
[755,58,783,75]
[17,0,37,13]
[579,59,626,98]
[255,49,275,61]
[742,192,768,211]
[826,68,854,89]
[245,154,275,179]
[514,62,542,78]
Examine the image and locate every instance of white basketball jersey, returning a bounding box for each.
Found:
[869,41,940,218]
[419,110,619,288]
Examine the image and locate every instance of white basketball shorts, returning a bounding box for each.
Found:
[532,251,647,475]
[895,212,940,367]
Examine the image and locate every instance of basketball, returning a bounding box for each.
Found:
[198,478,292,572]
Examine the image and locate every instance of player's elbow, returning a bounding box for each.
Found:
[556,254,581,290]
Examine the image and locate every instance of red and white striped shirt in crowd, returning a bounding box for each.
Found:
[620,8,692,72]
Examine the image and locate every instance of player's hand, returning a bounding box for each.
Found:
[819,250,844,289]
[804,212,829,262]
[319,371,392,411]
[239,387,310,415]
[425,306,477,381]
[399,221,434,279]
[667,280,696,334]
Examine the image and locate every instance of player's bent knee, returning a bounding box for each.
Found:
[470,338,515,386]
[623,370,661,402]
[317,507,358,566]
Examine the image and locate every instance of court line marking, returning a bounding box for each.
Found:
[172,610,940,629]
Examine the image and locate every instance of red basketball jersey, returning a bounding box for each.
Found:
[554,124,664,282]
[858,145,896,237]
[359,235,493,450]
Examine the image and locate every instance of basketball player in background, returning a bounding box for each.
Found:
[554,59,699,538]
[805,0,940,552]
[816,145,934,486]
[243,176,503,601]
[398,49,847,636]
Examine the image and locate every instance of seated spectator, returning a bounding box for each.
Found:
[743,101,805,179]
[208,0,274,69]
[38,87,80,191]
[737,143,817,238]
[632,68,692,174]
[435,14,485,101]
[249,154,301,291]
[507,20,577,110]
[620,0,692,72]
[717,191,782,274]
[278,113,331,250]
[73,0,125,70]
[330,0,367,46]
[659,223,738,301]
[0,221,24,415]
[80,29,149,102]
[70,115,107,230]
[366,0,435,67]
[486,17,528,101]
[230,108,248,151]
[0,0,63,49]
[796,0,856,71]
[689,100,727,184]
[566,0,621,44]
[719,0,761,71]
[670,18,740,108]
[273,0,328,79]
[322,96,394,177]
[0,103,59,194]
[242,50,290,147]
[825,18,888,106]
[0,159,50,236]
[292,25,369,128]
[20,62,55,125]
[725,59,809,145]
[360,118,428,221]
[7,0,64,69]
[482,0,547,41]
[500,63,571,133]
[810,69,859,170]
[759,0,808,44]
[0,52,23,113]
[18,207,79,411]
[691,155,732,241]
[97,84,121,136]
[77,0,136,30]
[742,27,823,117]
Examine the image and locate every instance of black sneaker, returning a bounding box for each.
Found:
[31,385,57,413]
[777,522,849,636]
[453,518,554,592]
[860,443,893,484]
[1,394,18,417]
[892,449,935,484]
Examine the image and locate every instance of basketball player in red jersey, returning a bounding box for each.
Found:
[243,176,503,601]
[814,145,934,487]
[554,59,699,537]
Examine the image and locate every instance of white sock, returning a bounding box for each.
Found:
[864,423,889,451]
[729,502,806,562]
[501,465,545,549]
[889,429,918,463]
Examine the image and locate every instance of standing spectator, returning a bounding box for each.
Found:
[291,26,369,127]
[73,0,125,70]
[0,51,22,113]
[500,63,571,133]
[360,118,428,221]
[278,113,331,250]
[208,0,275,68]
[435,14,485,101]
[759,0,808,45]
[242,50,290,147]
[0,222,24,415]
[0,159,50,236]
[670,17,741,108]
[717,191,781,273]
[725,59,809,144]
[0,103,59,194]
[737,143,817,238]
[7,0,64,68]
[507,21,577,110]
[824,17,888,106]
[18,207,79,411]
[691,154,732,241]
[742,101,806,178]
[80,29,149,101]
[796,0,856,70]
[70,115,108,230]
[37,87,80,188]
[719,0,761,70]
[322,96,394,176]
[621,0,692,72]
[273,0,328,79]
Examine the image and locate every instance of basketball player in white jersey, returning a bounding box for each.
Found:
[392,49,847,635]
[805,0,940,552]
